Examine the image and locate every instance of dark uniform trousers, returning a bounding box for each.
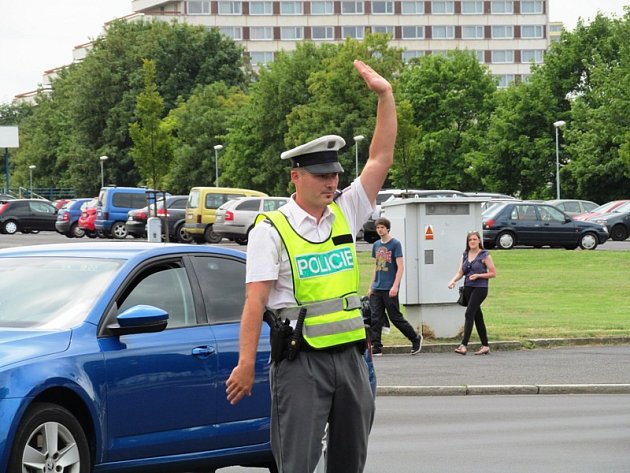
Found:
[270,344,375,473]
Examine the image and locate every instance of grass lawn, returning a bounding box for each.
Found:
[357,249,630,344]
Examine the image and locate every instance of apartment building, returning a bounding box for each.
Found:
[131,0,551,86]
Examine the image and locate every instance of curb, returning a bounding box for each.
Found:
[383,336,630,354]
[377,384,630,397]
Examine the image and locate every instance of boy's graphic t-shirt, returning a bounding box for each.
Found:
[372,238,403,291]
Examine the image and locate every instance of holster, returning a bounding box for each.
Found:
[264,310,293,363]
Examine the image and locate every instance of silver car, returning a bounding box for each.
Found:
[214,196,289,245]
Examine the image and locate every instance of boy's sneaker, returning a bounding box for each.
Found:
[410,335,423,355]
[372,346,383,357]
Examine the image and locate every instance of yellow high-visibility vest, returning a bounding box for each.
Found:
[257,202,365,348]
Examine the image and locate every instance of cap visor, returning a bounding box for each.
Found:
[302,162,345,174]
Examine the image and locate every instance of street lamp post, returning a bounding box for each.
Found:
[213,144,223,187]
[99,155,109,188]
[28,165,36,197]
[353,135,365,179]
[553,121,566,199]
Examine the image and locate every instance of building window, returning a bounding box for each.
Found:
[402,25,424,39]
[218,26,242,40]
[491,1,513,14]
[250,51,274,66]
[372,25,395,36]
[473,50,485,62]
[461,1,483,14]
[401,1,424,14]
[341,1,364,14]
[432,1,454,14]
[521,25,544,38]
[311,1,334,14]
[431,50,449,57]
[462,25,484,39]
[372,1,394,14]
[218,1,242,14]
[342,26,365,39]
[312,26,335,39]
[521,1,543,14]
[280,1,304,15]
[402,50,425,62]
[492,25,514,39]
[281,26,304,40]
[432,25,455,39]
[187,1,210,14]
[495,74,515,87]
[250,1,272,14]
[549,24,562,33]
[521,49,544,63]
[250,26,273,40]
[491,50,514,63]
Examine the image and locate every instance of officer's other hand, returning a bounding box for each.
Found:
[226,365,254,405]
[354,60,392,96]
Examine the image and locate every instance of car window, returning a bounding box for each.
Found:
[539,205,565,222]
[170,198,188,209]
[561,202,580,213]
[236,199,261,211]
[9,201,29,214]
[117,264,196,328]
[30,201,56,214]
[264,199,287,211]
[190,256,246,324]
[582,202,598,212]
[205,194,227,210]
[511,205,537,220]
[187,190,200,208]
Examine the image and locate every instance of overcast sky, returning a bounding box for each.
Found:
[1,0,628,104]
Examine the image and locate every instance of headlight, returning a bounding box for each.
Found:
[594,220,606,225]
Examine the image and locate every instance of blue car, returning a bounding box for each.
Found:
[0,242,275,473]
[55,197,93,238]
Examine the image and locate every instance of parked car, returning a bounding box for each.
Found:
[53,198,72,209]
[573,200,629,221]
[545,199,599,217]
[588,201,630,241]
[214,196,290,245]
[55,197,93,238]
[185,187,267,244]
[95,186,154,239]
[362,189,467,243]
[0,242,277,473]
[0,199,58,234]
[126,195,191,242]
[78,197,99,238]
[482,201,609,250]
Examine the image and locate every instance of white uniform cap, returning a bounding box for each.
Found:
[280,135,346,174]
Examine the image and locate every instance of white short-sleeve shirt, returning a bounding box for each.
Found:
[246,177,375,310]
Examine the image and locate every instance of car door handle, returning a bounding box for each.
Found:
[192,346,216,358]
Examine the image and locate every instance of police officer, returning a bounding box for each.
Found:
[226,59,397,473]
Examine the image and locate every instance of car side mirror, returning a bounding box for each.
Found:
[107,304,169,336]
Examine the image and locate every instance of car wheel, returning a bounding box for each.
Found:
[2,219,19,235]
[85,230,97,239]
[110,222,128,239]
[9,402,91,473]
[496,231,515,249]
[579,232,598,250]
[69,222,86,238]
[176,223,193,243]
[610,224,629,241]
[204,225,222,244]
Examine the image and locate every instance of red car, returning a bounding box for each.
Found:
[78,198,99,238]
[573,200,629,221]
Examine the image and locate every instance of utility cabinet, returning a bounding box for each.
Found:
[381,198,485,337]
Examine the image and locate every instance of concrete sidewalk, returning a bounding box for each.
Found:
[374,339,630,396]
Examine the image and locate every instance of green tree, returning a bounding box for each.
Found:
[396,50,496,191]
[129,60,174,189]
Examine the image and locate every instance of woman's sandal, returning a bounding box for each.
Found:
[454,345,467,355]
[475,346,490,355]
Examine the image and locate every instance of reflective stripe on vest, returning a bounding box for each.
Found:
[257,203,365,348]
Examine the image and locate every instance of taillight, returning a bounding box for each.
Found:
[157,208,168,217]
[63,212,70,221]
[225,211,234,221]
[0,203,8,214]
[484,219,495,229]
[136,211,148,220]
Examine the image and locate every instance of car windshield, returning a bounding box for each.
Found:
[611,201,630,213]
[0,257,122,330]
[592,201,623,213]
[483,202,510,218]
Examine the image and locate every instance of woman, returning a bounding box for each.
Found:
[447,231,496,355]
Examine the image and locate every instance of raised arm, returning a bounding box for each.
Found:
[354,60,397,204]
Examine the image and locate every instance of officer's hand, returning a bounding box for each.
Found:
[354,60,393,96]
[226,364,255,405]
